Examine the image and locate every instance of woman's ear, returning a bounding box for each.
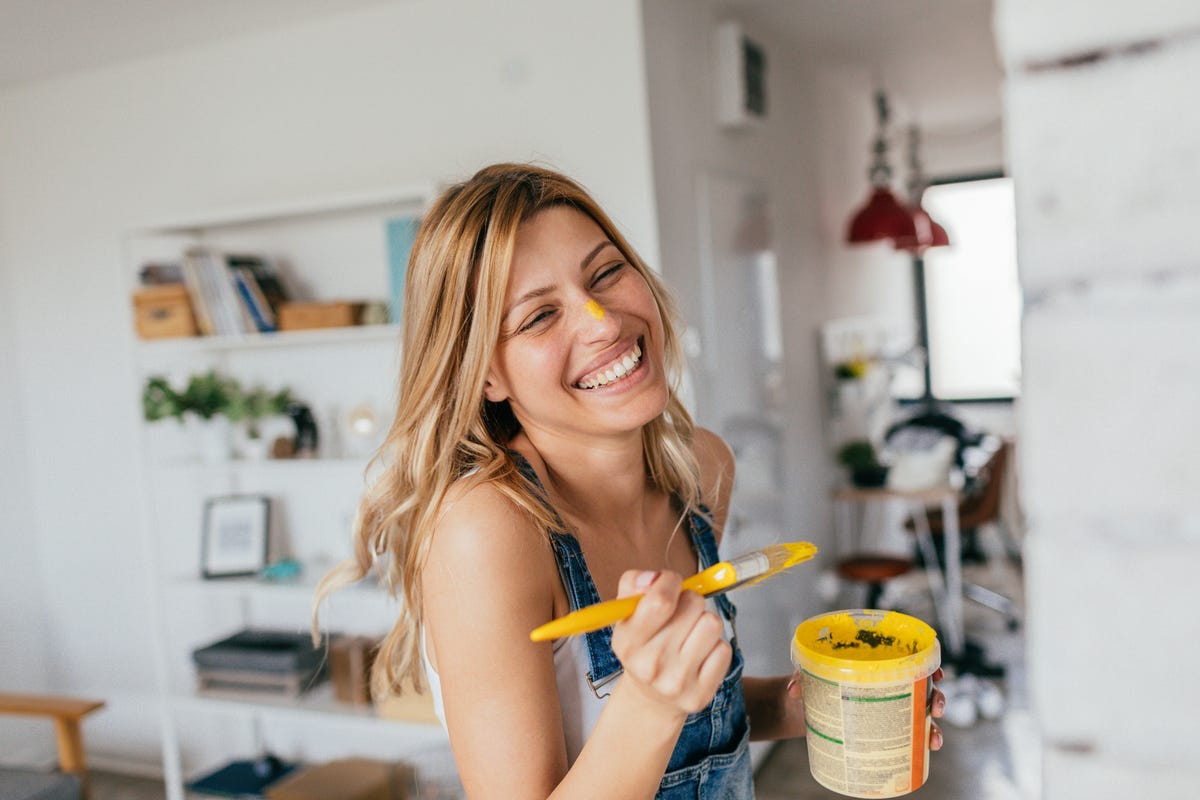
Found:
[483,373,508,403]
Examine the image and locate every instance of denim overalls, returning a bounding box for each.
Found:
[514,452,755,799]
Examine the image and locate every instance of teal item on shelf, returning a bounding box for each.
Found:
[259,559,302,581]
[386,215,421,324]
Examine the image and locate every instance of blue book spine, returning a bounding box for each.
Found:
[233,269,276,333]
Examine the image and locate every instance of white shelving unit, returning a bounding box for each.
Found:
[124,184,459,799]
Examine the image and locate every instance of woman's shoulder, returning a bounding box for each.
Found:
[432,472,544,563]
[692,427,735,501]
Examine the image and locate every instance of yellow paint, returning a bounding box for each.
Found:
[793,609,940,682]
[584,299,605,320]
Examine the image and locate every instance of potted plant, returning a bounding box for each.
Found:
[142,371,292,462]
[225,385,295,460]
[837,439,889,488]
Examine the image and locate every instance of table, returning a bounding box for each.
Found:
[831,485,965,660]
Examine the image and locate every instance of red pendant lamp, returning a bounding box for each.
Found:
[846,91,921,245]
[894,125,950,253]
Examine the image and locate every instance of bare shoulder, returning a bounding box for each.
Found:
[693,427,735,501]
[692,427,735,537]
[424,477,555,607]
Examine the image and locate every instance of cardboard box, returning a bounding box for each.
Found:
[374,688,441,726]
[132,284,198,339]
[330,636,378,706]
[265,758,413,800]
[277,301,364,331]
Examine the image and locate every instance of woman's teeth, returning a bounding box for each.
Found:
[577,344,642,390]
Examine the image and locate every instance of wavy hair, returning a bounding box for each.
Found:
[314,163,702,696]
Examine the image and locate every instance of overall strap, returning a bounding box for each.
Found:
[509,451,623,693]
[686,506,738,624]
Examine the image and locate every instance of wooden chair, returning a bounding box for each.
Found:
[905,440,1022,629]
[0,693,105,800]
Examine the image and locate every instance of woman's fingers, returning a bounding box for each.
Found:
[931,686,946,718]
[611,569,729,714]
[930,666,945,750]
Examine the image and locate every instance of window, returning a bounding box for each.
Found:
[917,175,1022,401]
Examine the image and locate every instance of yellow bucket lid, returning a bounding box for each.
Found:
[792,609,940,684]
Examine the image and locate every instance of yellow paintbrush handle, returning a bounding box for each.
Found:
[529,596,641,642]
[528,563,737,642]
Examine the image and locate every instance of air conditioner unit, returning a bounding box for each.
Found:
[714,21,767,129]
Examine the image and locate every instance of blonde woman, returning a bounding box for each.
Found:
[318,163,944,798]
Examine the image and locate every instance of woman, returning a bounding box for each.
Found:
[318,163,943,798]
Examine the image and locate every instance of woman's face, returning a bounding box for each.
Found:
[484,205,669,444]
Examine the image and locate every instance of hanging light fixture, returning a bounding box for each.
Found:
[894,125,950,253]
[846,90,920,245]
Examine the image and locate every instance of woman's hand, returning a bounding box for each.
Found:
[609,569,732,719]
[928,667,946,750]
[784,666,948,749]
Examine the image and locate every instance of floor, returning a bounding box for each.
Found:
[91,546,1038,800]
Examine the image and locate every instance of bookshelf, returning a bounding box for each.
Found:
[124,183,458,799]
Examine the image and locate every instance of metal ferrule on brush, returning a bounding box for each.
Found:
[726,551,770,586]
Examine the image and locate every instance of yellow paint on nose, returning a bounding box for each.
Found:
[584,299,606,320]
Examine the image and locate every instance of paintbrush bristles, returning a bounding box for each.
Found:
[747,542,818,585]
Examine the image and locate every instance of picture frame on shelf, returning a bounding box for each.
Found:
[201,495,271,579]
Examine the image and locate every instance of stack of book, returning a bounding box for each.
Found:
[193,629,327,696]
[181,249,290,336]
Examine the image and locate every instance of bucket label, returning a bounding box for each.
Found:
[800,671,931,798]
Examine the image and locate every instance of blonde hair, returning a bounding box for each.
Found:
[314,163,702,696]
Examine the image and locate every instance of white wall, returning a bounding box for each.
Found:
[997,1,1200,795]
[641,0,833,675]
[0,226,55,765]
[0,0,658,767]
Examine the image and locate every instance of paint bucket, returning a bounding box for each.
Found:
[791,609,941,798]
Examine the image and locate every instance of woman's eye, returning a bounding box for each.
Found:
[519,309,556,333]
[592,262,625,286]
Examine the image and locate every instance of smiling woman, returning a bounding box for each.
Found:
[313,163,943,799]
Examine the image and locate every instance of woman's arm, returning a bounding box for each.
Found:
[423,483,731,799]
[744,675,806,741]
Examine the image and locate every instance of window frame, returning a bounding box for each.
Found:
[899,169,1019,407]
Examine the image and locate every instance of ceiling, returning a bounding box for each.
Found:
[0,0,394,90]
[0,0,1002,123]
[721,0,1002,127]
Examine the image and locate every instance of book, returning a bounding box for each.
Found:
[227,255,289,317]
[231,266,277,333]
[181,250,216,336]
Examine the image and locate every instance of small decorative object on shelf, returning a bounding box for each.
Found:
[285,402,320,458]
[201,495,271,579]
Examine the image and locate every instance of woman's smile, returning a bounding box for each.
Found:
[574,338,644,390]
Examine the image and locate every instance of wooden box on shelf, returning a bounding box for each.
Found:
[132,284,198,339]
[277,301,365,331]
[330,635,378,706]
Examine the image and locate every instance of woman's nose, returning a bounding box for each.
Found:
[576,297,619,340]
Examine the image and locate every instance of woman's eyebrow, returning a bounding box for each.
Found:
[580,240,615,270]
[503,285,554,321]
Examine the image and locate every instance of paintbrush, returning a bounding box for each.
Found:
[529,541,818,642]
